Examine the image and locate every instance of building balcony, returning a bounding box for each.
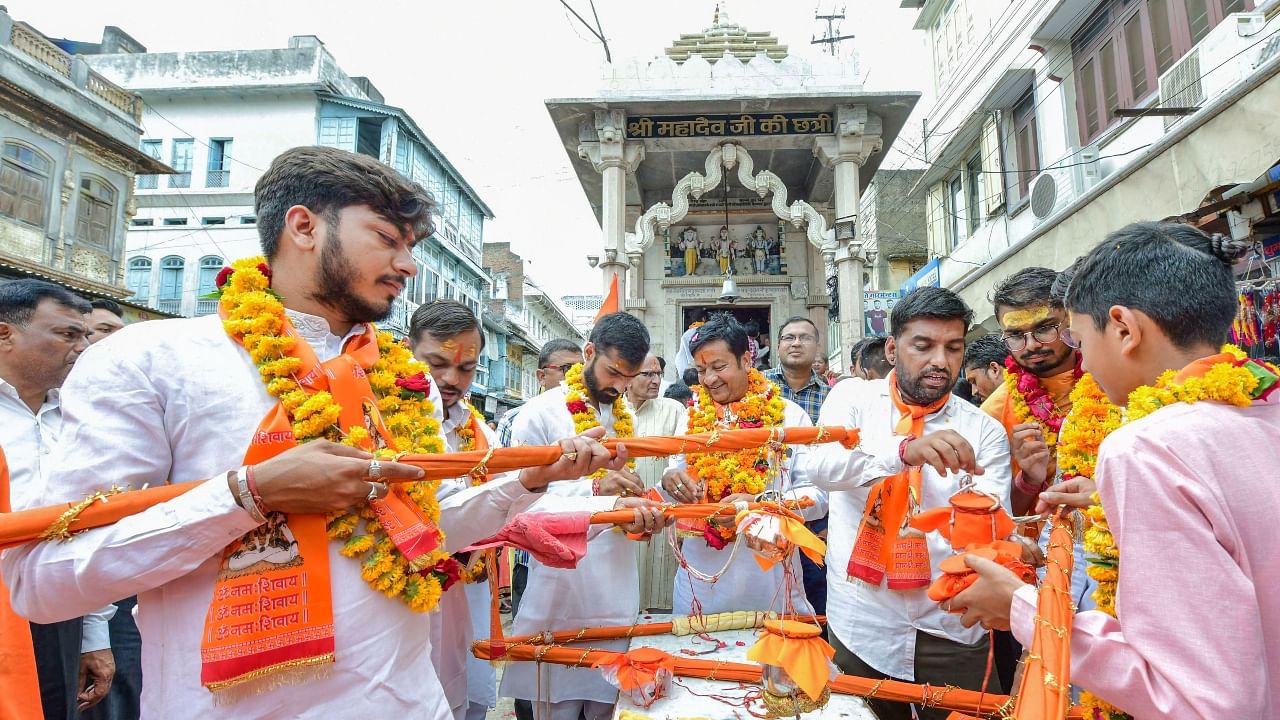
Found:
[3,16,142,124]
[168,173,191,189]
[155,298,181,315]
[194,298,219,316]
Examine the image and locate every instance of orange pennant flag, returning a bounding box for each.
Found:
[595,272,620,322]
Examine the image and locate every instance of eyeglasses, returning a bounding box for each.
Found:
[1002,323,1062,351]
[780,333,817,345]
[637,370,663,379]
[540,363,575,374]
[1060,326,1080,349]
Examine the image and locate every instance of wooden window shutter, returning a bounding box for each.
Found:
[979,115,1004,216]
[926,182,948,256]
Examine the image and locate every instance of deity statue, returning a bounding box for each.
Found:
[678,227,699,276]
[749,226,769,274]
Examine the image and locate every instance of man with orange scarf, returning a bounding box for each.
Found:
[1,146,636,720]
[979,267,1094,691]
[954,222,1280,719]
[803,287,1011,720]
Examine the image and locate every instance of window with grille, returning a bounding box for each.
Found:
[169,139,193,188]
[138,140,161,190]
[158,255,185,313]
[195,256,224,315]
[0,142,51,227]
[207,138,232,188]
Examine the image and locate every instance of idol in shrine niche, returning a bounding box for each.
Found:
[749,226,769,274]
[716,226,732,274]
[677,226,699,277]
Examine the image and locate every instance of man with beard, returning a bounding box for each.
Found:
[408,301,659,720]
[981,267,1081,516]
[3,146,638,719]
[501,312,669,720]
[0,281,115,720]
[803,287,1011,720]
[661,316,824,615]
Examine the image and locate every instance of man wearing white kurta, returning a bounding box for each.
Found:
[802,287,1011,720]
[660,316,826,616]
[500,312,655,720]
[1,147,649,719]
[406,300,634,720]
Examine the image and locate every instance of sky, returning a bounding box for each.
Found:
[15,0,933,298]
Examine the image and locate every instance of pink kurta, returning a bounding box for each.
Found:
[1011,398,1280,719]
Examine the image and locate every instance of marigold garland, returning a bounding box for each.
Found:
[453,398,491,584]
[563,363,636,480]
[1003,354,1082,452]
[1068,345,1278,720]
[218,256,454,613]
[686,369,786,542]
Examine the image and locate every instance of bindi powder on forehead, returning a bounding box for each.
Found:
[1001,305,1051,330]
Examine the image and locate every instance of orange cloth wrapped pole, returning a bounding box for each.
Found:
[0,426,858,550]
[1012,510,1075,720]
[471,636,1087,718]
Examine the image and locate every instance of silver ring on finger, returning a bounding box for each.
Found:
[366,481,382,503]
[368,459,383,479]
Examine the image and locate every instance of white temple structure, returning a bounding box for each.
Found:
[546,9,918,370]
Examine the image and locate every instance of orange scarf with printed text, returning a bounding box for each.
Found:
[200,318,441,694]
[847,372,949,590]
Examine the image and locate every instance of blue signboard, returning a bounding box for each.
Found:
[901,258,941,295]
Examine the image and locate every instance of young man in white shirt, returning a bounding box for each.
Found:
[804,286,1012,720]
[0,279,116,719]
[2,146,640,719]
[408,301,660,720]
[501,312,666,720]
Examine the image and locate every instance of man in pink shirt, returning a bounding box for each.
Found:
[953,222,1280,718]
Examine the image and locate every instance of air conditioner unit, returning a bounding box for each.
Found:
[1029,147,1096,224]
[1158,12,1266,130]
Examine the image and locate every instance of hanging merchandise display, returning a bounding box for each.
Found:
[1232,281,1280,356]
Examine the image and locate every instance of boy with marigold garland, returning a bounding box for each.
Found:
[954,221,1280,719]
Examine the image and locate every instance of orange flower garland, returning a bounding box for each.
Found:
[686,369,786,542]
[563,362,635,480]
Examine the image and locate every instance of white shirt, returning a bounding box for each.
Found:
[435,399,615,713]
[675,326,698,375]
[499,385,634,704]
[804,378,1011,680]
[663,398,827,615]
[0,380,114,652]
[1,312,574,719]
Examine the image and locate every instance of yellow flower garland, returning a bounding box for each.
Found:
[1069,345,1275,720]
[686,369,786,504]
[218,256,449,613]
[563,362,635,480]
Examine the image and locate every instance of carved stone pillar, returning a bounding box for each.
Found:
[813,106,883,357]
[577,109,644,301]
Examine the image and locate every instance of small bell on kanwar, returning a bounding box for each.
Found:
[747,619,836,717]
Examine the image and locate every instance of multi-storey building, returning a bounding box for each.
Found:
[901,0,1280,328]
[483,241,584,418]
[0,11,168,319]
[79,33,493,338]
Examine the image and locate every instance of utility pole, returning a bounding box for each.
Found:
[811,7,854,56]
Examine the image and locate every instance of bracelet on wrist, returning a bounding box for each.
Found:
[898,434,917,466]
[232,466,267,523]
[1013,471,1049,496]
[245,464,268,514]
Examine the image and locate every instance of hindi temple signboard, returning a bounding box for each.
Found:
[626,112,834,139]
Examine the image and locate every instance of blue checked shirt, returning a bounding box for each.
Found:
[763,368,829,424]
